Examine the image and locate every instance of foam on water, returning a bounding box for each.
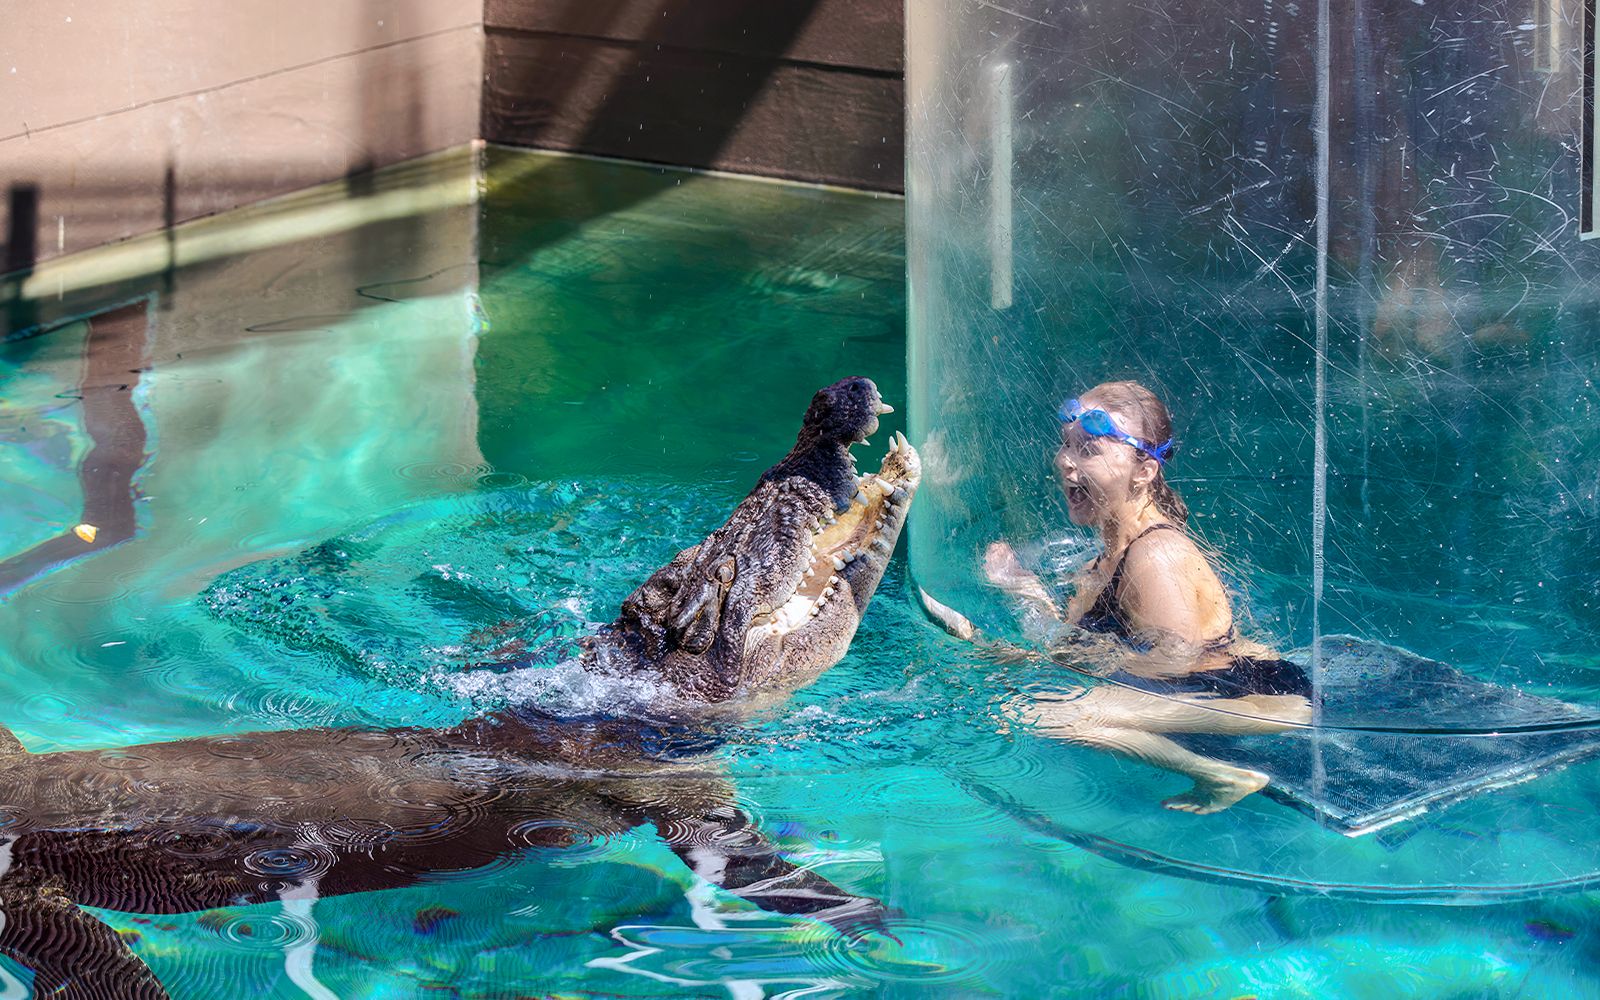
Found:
[201,480,717,718]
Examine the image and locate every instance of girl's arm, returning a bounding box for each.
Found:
[941,535,1235,680]
[1101,532,1235,678]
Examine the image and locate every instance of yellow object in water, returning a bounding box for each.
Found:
[73,524,98,543]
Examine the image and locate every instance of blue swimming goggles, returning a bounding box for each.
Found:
[1058,398,1173,464]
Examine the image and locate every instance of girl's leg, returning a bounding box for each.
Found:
[1023,686,1310,814]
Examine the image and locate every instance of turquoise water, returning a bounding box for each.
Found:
[2,148,1599,996]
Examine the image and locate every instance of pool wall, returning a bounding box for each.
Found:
[4,0,907,285]
[481,0,905,191]
[2,1,483,268]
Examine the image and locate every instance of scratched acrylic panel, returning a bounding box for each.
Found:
[905,0,1600,923]
[907,0,1600,694]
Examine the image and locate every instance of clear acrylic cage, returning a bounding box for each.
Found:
[907,0,1600,887]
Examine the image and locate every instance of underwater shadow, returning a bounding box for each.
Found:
[0,300,150,597]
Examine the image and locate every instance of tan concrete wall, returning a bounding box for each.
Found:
[2,1,482,268]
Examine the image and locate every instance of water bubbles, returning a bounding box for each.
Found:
[29,573,136,609]
[14,689,78,728]
[434,656,677,719]
[240,843,338,882]
[148,827,257,863]
[362,772,501,848]
[505,816,613,863]
[600,917,994,991]
[199,480,719,716]
[316,816,397,853]
[200,736,275,761]
[822,920,995,985]
[201,909,320,952]
[95,749,155,771]
[394,460,495,485]
[474,470,528,490]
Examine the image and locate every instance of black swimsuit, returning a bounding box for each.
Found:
[1077,524,1312,699]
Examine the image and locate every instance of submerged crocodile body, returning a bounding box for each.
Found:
[0,377,921,999]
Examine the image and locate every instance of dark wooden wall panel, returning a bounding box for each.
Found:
[482,0,904,191]
[484,0,902,71]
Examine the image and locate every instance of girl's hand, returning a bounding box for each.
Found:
[982,542,1026,586]
[984,542,1057,610]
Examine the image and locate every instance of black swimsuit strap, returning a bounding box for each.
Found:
[1082,522,1182,630]
[1102,522,1182,595]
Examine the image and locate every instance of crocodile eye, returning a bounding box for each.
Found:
[715,559,736,585]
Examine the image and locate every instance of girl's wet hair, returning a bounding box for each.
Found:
[1082,380,1190,525]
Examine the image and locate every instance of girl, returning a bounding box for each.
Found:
[983,381,1311,814]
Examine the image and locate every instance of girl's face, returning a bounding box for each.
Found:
[1053,399,1152,527]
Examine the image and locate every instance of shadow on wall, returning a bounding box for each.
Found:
[489,0,824,164]
[482,0,903,189]
[2,1,889,331]
[474,0,887,288]
[347,5,432,200]
[0,51,439,332]
[1,4,443,291]
[4,184,40,333]
[1,159,429,341]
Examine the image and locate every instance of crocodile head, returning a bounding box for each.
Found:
[594,377,921,706]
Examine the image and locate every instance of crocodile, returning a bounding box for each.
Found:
[0,376,921,998]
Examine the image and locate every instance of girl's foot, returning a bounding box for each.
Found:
[1161,768,1269,814]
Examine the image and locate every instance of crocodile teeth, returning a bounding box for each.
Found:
[822,586,835,598]
[804,567,815,578]
[775,592,813,629]
[809,606,820,617]
[831,555,845,570]
[875,479,895,496]
[828,574,839,585]
[842,550,856,563]
[854,490,870,506]
[872,537,893,554]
